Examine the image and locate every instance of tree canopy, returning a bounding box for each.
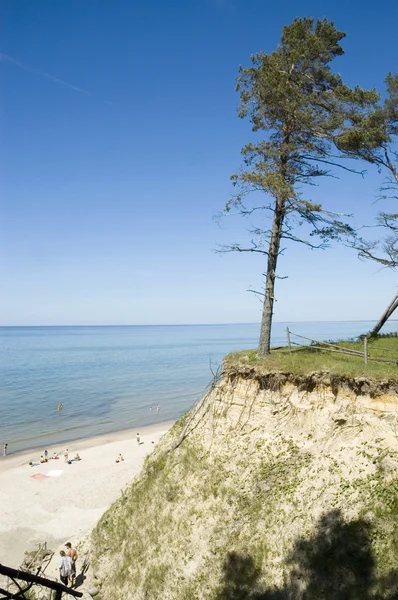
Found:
[222,17,380,356]
[338,73,398,268]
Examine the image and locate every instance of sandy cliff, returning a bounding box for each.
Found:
[90,365,398,599]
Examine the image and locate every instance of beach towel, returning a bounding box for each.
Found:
[31,473,48,479]
[47,470,63,477]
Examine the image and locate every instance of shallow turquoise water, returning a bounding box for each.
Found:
[1,321,396,454]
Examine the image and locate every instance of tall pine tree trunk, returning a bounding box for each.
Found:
[259,197,285,356]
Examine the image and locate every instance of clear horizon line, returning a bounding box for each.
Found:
[1,319,396,328]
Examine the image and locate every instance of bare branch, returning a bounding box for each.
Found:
[216,244,268,256]
[356,246,398,268]
[300,155,367,176]
[281,231,328,249]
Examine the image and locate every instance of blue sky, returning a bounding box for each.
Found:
[1,0,397,326]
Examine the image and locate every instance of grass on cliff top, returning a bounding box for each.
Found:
[227,335,398,380]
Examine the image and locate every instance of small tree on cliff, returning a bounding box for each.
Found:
[222,18,379,356]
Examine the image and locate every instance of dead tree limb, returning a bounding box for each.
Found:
[369,293,398,337]
[0,563,83,599]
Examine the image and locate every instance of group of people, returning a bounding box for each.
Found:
[3,403,161,460]
[59,542,77,587]
[40,449,51,463]
[27,449,81,467]
[63,449,81,463]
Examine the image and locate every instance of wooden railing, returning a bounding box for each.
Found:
[0,563,83,600]
[285,328,398,366]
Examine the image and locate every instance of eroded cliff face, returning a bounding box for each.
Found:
[90,368,398,600]
[209,369,398,453]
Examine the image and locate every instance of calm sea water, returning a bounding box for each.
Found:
[1,321,397,455]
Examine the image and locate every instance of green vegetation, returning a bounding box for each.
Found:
[220,16,396,357]
[91,381,398,599]
[342,72,398,270]
[226,335,398,379]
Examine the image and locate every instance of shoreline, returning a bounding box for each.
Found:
[0,421,174,568]
[0,419,177,467]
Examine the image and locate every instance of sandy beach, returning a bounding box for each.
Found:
[0,421,174,569]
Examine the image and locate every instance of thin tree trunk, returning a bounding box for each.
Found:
[259,197,285,356]
[369,293,398,337]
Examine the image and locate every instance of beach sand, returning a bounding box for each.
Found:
[0,421,174,569]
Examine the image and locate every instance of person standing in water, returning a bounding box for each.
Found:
[3,443,8,457]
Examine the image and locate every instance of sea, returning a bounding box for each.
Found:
[1,321,397,455]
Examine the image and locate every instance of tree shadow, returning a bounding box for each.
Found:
[215,552,263,600]
[215,510,398,599]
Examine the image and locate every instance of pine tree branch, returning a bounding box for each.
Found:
[281,232,328,249]
[300,155,366,175]
[216,244,269,256]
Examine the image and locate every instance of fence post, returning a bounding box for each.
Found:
[364,336,368,365]
[286,327,292,352]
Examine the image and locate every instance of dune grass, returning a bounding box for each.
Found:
[226,335,398,380]
[91,414,398,599]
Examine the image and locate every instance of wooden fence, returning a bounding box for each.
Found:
[285,328,398,366]
[0,563,83,600]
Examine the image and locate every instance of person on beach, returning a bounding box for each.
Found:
[44,449,48,459]
[64,449,69,463]
[116,453,124,463]
[136,433,140,444]
[59,550,73,586]
[65,542,77,583]
[3,443,7,457]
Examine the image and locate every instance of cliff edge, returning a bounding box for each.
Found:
[90,364,398,599]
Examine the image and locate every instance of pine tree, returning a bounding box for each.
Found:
[222,18,379,356]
